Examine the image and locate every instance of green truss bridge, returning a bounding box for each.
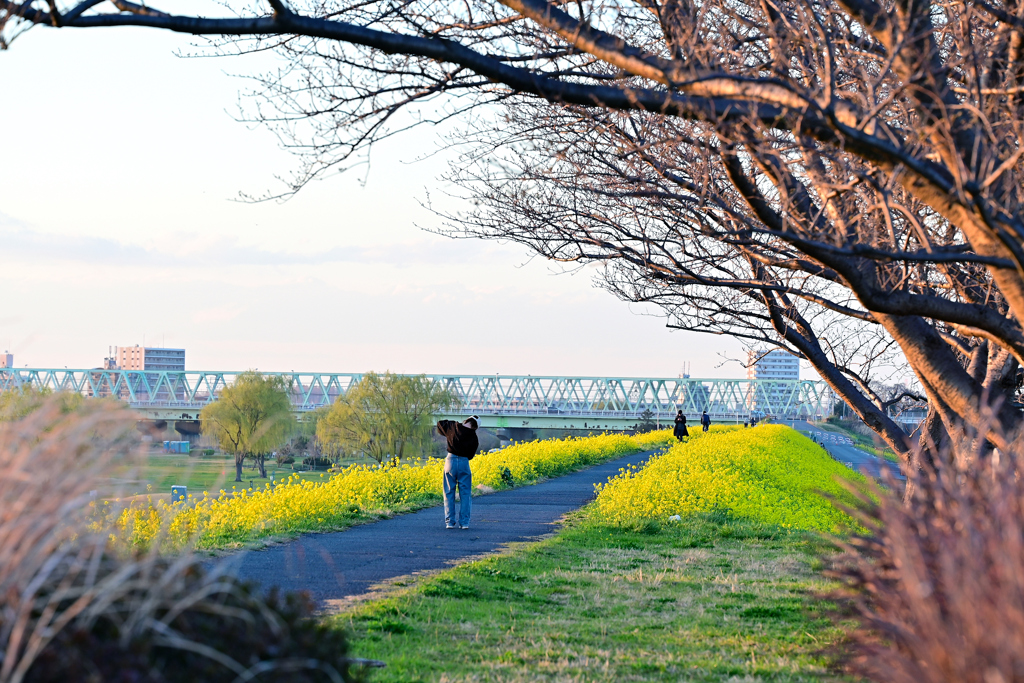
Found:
[0,368,833,431]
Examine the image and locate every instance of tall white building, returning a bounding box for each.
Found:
[746,349,800,381]
[0,351,12,368]
[747,349,800,417]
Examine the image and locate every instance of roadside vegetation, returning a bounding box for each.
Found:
[596,425,864,532]
[106,430,676,552]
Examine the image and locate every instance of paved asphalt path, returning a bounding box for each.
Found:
[229,450,656,607]
[786,419,904,480]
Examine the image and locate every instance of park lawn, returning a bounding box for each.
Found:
[338,511,851,683]
[119,452,381,497]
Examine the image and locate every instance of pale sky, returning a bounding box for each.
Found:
[1,22,752,378]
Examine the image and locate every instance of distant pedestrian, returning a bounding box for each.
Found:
[700,410,711,432]
[673,410,689,441]
[436,416,480,529]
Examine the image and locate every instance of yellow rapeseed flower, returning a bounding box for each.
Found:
[594,425,864,532]
[110,430,676,551]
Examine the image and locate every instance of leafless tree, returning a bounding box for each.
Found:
[437,103,928,457]
[5,0,1024,459]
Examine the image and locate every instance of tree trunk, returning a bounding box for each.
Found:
[876,313,1022,450]
[749,265,915,460]
[783,322,914,460]
[235,456,243,483]
[257,455,267,478]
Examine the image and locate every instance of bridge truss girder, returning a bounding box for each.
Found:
[0,369,833,423]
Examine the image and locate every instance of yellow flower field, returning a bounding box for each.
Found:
[593,424,864,532]
[109,430,677,551]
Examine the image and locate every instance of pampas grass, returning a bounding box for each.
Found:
[833,430,1024,683]
[0,396,362,683]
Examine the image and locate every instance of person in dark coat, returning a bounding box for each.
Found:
[673,410,689,441]
[436,416,479,529]
[701,410,711,432]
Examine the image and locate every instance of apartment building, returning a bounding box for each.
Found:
[115,346,186,372]
[746,349,800,381]
[746,349,800,417]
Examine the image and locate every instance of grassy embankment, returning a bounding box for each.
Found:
[342,514,847,682]
[340,425,861,682]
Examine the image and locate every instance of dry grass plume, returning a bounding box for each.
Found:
[0,396,362,683]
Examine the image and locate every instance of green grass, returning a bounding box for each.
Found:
[118,451,382,497]
[337,511,850,682]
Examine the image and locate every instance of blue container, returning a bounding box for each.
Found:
[171,485,187,502]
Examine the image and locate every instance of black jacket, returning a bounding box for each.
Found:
[674,414,689,436]
[436,420,479,459]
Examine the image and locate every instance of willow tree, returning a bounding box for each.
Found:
[0,387,86,421]
[201,371,294,481]
[316,372,455,464]
[5,0,1024,456]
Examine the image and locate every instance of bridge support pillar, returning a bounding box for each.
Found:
[174,420,202,443]
[505,427,536,443]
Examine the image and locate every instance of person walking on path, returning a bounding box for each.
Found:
[701,410,711,432]
[436,416,480,529]
[673,410,689,441]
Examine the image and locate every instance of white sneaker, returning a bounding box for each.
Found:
[446,524,457,529]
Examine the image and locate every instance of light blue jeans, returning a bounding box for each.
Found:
[443,454,472,527]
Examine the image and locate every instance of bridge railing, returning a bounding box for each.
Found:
[0,368,835,419]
